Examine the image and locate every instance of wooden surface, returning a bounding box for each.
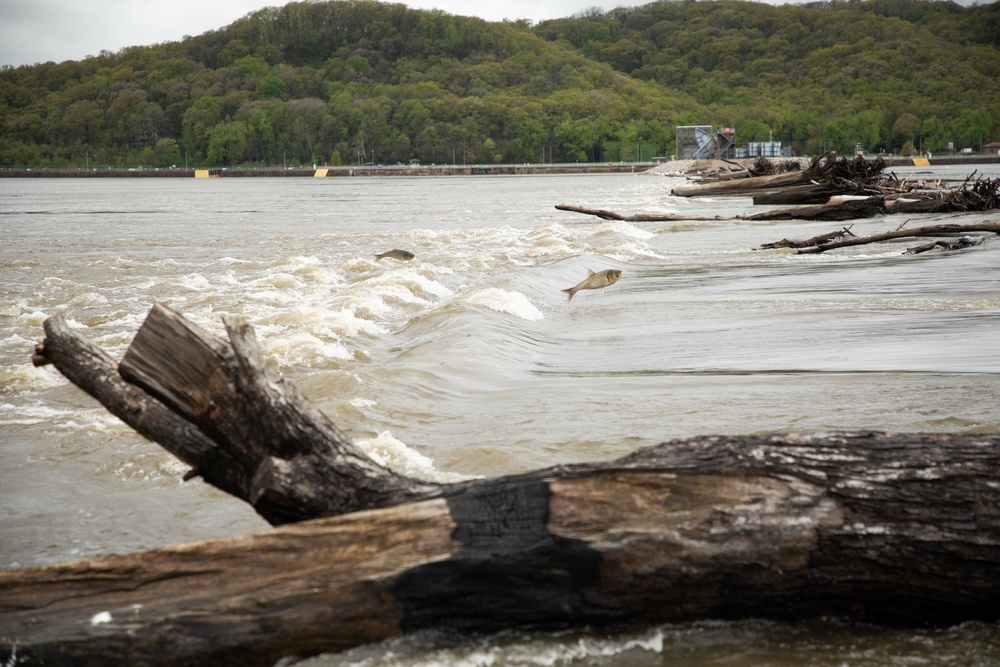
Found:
[4,432,1000,665]
[55,305,438,524]
[671,168,814,197]
[6,309,1000,666]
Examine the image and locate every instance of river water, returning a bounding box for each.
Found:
[2,165,999,664]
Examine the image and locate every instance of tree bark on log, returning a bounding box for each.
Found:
[671,168,816,197]
[33,306,438,525]
[4,309,1000,666]
[554,203,731,222]
[780,220,1000,254]
[748,196,889,221]
[758,226,856,249]
[752,183,854,206]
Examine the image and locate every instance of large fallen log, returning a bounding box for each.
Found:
[31,306,436,524]
[758,220,1000,254]
[671,167,817,197]
[748,195,888,221]
[554,203,733,222]
[3,308,1000,666]
[753,182,857,206]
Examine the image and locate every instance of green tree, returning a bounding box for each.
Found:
[736,118,770,143]
[257,76,287,99]
[181,97,223,160]
[3,0,1000,168]
[285,97,329,163]
[514,117,545,162]
[554,119,587,162]
[920,116,949,153]
[61,100,104,147]
[207,120,248,165]
[957,108,992,152]
[108,87,164,148]
[892,112,921,153]
[153,137,182,167]
[237,102,278,162]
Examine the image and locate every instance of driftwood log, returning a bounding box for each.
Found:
[760,220,1000,254]
[754,176,1000,219]
[670,167,817,197]
[3,306,1000,666]
[753,182,852,206]
[669,154,830,197]
[747,195,889,221]
[554,203,731,222]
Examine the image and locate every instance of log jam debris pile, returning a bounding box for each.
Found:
[560,154,1000,255]
[674,153,1000,219]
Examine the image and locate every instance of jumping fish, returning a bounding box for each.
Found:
[561,268,622,302]
[375,249,415,261]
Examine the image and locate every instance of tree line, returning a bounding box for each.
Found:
[0,0,997,169]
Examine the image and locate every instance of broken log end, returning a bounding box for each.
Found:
[31,341,51,367]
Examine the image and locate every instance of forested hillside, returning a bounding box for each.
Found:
[0,0,997,169]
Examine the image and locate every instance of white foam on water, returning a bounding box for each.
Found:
[274,255,322,271]
[0,401,72,425]
[602,239,665,261]
[294,264,345,285]
[67,291,110,308]
[356,431,479,483]
[264,331,354,365]
[465,288,545,322]
[316,625,666,667]
[596,219,656,240]
[373,269,455,301]
[213,270,242,286]
[173,273,212,291]
[15,310,51,328]
[219,256,254,265]
[253,272,305,291]
[0,365,65,396]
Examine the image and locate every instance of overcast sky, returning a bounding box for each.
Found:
[1,0,640,68]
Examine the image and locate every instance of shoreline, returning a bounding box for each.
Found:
[2,155,998,178]
[0,163,653,178]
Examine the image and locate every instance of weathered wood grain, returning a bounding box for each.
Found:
[6,310,999,666]
[4,432,1000,666]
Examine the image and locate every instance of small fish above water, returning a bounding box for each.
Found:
[375,249,415,262]
[561,268,622,302]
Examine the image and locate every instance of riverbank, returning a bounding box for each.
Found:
[2,155,998,178]
[0,163,653,178]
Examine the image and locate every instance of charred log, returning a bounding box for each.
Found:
[2,428,1000,666]
[4,310,1000,666]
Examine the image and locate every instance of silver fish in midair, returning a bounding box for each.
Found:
[375,249,415,261]
[561,268,622,302]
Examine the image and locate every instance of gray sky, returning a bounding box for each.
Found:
[1,0,634,68]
